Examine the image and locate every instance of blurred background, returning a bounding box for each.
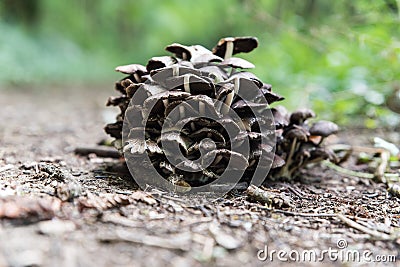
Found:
[0,0,399,127]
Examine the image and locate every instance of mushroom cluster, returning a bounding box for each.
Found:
[105,36,338,187]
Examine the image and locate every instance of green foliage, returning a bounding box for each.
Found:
[0,0,399,127]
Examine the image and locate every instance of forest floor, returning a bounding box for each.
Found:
[0,87,399,267]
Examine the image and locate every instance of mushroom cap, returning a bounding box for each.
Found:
[230,71,263,88]
[165,43,193,60]
[284,125,309,141]
[212,36,258,57]
[146,56,177,72]
[289,108,316,125]
[309,120,339,137]
[272,154,286,168]
[115,64,147,75]
[220,57,255,69]
[165,74,215,96]
[201,149,249,170]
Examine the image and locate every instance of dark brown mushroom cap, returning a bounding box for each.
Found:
[158,131,192,156]
[260,90,285,104]
[175,160,203,172]
[106,96,129,107]
[284,125,309,142]
[151,66,202,82]
[230,71,263,88]
[191,53,223,64]
[165,43,193,60]
[272,106,289,129]
[199,65,229,82]
[201,149,249,170]
[212,36,258,58]
[231,99,268,114]
[146,56,177,72]
[272,154,286,168]
[210,117,241,137]
[262,83,273,91]
[189,128,226,144]
[125,83,143,98]
[123,138,146,155]
[289,108,316,125]
[115,64,147,75]
[164,74,215,96]
[309,120,339,137]
[104,121,123,139]
[220,57,255,69]
[124,138,163,156]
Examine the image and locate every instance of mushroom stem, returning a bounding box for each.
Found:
[183,75,191,93]
[182,52,187,61]
[179,106,185,118]
[133,73,141,83]
[221,77,240,114]
[279,138,297,179]
[224,41,234,60]
[172,64,179,76]
[199,102,205,115]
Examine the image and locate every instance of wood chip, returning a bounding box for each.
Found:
[209,223,241,250]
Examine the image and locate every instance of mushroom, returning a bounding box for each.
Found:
[164,73,215,96]
[201,149,248,171]
[146,56,177,72]
[289,108,316,125]
[165,43,193,60]
[230,71,263,88]
[279,125,309,178]
[115,64,147,83]
[220,57,255,69]
[309,120,339,145]
[212,36,258,59]
[271,106,289,129]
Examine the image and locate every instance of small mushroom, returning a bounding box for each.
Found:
[199,65,228,82]
[279,125,310,178]
[165,73,215,96]
[115,64,147,83]
[230,71,263,88]
[309,120,339,145]
[201,149,248,170]
[158,131,192,157]
[271,106,289,129]
[165,43,193,60]
[189,128,226,144]
[146,56,177,72]
[220,57,255,69]
[289,108,316,125]
[212,36,258,59]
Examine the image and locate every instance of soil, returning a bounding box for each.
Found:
[0,87,399,267]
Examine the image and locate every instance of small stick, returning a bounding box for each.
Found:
[322,160,374,179]
[258,206,337,218]
[374,150,390,183]
[246,184,272,205]
[336,213,392,240]
[74,146,121,158]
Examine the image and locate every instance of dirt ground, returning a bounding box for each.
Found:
[0,87,399,267]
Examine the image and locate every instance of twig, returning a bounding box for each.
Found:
[74,146,121,158]
[374,150,390,183]
[246,185,272,205]
[258,206,337,217]
[322,160,374,179]
[0,164,13,173]
[336,213,392,240]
